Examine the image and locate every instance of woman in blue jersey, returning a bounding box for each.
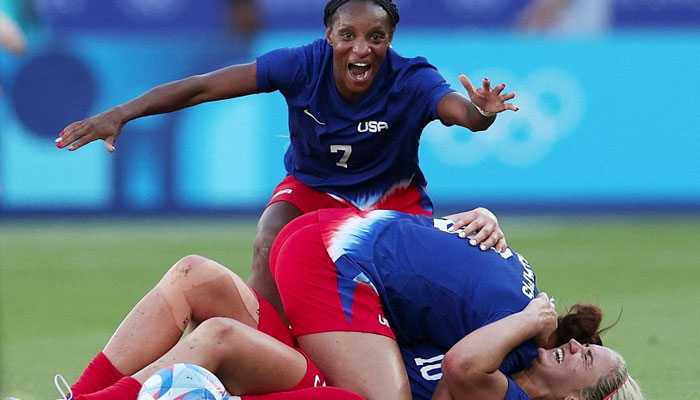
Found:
[56,210,491,400]
[55,0,517,319]
[270,208,645,400]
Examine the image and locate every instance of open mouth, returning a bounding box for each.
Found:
[348,62,371,81]
[554,348,564,364]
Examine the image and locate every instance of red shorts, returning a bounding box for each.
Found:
[270,212,395,340]
[266,175,433,216]
[256,292,326,389]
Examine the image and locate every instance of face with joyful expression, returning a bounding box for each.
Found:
[325,0,394,103]
[529,339,620,399]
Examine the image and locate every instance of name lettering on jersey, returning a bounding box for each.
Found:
[518,253,536,299]
[414,354,444,381]
[358,121,389,133]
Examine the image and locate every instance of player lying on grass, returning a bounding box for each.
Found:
[57,253,362,400]
[271,208,646,400]
[57,209,503,400]
[55,0,516,322]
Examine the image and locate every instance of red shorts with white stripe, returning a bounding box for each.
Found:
[265,175,433,216]
[270,211,395,340]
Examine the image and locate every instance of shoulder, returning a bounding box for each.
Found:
[258,38,329,64]
[385,47,451,93]
[386,47,440,76]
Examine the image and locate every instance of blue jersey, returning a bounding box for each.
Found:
[256,39,455,209]
[317,209,538,399]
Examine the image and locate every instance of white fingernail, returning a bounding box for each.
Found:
[480,244,486,251]
[469,239,476,246]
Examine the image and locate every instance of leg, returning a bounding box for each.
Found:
[133,317,309,395]
[297,332,411,400]
[103,254,259,375]
[272,219,409,400]
[248,201,302,320]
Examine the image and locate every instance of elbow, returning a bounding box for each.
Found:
[441,347,481,384]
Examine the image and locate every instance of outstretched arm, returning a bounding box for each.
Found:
[56,62,258,152]
[437,74,518,132]
[436,293,557,400]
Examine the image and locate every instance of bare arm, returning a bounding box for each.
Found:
[56,62,258,151]
[437,293,557,400]
[437,74,518,132]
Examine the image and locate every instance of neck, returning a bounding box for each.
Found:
[511,370,552,400]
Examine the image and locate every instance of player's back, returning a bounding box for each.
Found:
[319,208,538,348]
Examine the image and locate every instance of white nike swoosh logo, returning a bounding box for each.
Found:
[304,109,326,126]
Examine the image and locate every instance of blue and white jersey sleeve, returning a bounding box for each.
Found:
[256,40,323,98]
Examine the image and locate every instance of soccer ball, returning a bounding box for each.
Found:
[137,363,230,400]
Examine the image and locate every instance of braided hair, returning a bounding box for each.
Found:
[324,0,400,28]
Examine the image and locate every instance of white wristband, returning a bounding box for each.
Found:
[473,103,496,118]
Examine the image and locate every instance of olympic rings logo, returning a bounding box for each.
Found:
[424,68,585,166]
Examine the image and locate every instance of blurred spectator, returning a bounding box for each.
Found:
[224,0,261,41]
[0,9,25,54]
[515,0,613,35]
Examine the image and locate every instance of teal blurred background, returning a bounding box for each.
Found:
[1,0,699,216]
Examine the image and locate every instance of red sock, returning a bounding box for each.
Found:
[241,387,365,400]
[70,352,125,396]
[76,376,142,400]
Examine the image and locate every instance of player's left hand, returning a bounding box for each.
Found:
[459,74,519,114]
[444,207,508,252]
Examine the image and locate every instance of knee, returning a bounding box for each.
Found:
[195,317,242,343]
[253,219,290,258]
[163,254,205,279]
[253,229,278,259]
[253,203,302,258]
[162,254,230,288]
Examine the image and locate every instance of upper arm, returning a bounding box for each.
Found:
[192,61,258,103]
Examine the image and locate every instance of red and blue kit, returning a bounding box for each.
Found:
[257,39,455,213]
[272,208,537,399]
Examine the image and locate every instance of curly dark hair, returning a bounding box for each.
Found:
[323,0,400,28]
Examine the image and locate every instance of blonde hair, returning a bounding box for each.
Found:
[582,353,645,400]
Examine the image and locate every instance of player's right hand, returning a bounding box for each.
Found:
[55,108,125,152]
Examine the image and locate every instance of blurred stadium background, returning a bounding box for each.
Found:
[1,0,699,398]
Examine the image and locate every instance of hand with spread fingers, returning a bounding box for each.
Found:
[459,74,519,116]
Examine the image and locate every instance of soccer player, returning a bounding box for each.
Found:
[55,0,517,319]
[57,207,500,400]
[271,208,645,400]
[58,254,362,400]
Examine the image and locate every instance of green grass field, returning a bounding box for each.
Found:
[1,214,699,399]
